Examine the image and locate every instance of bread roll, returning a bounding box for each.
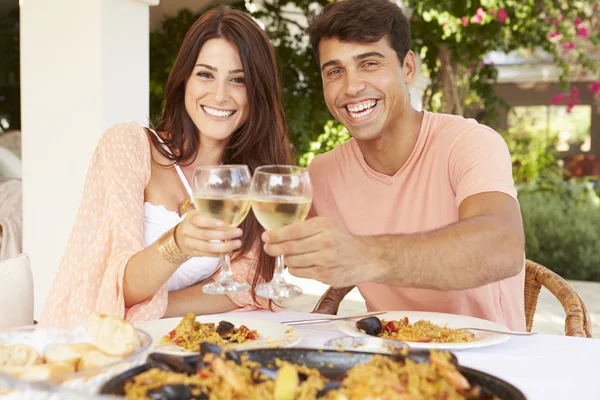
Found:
[44,342,97,368]
[0,344,42,367]
[77,349,122,371]
[86,313,139,357]
[18,363,75,381]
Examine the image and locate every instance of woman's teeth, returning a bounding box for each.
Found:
[202,106,235,118]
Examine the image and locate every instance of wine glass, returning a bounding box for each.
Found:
[250,165,313,299]
[193,165,252,294]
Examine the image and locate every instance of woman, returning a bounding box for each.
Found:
[40,6,291,328]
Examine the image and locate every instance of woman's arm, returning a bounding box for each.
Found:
[123,215,243,308]
[163,279,239,317]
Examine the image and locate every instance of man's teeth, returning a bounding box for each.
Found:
[203,106,234,118]
[346,100,377,118]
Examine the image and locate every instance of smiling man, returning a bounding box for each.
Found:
[262,0,526,330]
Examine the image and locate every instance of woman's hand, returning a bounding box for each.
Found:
[174,209,243,257]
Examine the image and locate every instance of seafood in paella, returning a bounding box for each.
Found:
[161,313,259,352]
[356,316,476,343]
[123,343,499,400]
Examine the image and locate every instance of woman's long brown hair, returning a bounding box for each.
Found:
[149,6,292,304]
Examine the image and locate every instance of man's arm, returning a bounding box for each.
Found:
[262,191,524,290]
[365,191,524,290]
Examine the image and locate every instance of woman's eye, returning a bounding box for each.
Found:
[231,77,245,84]
[197,71,213,78]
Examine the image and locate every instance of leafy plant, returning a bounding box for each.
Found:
[519,178,600,281]
[298,120,350,167]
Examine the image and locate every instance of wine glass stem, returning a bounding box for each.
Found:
[272,255,285,285]
[219,252,233,281]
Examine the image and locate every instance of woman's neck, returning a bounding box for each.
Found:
[190,137,227,167]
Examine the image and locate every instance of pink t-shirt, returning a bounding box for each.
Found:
[309,111,526,331]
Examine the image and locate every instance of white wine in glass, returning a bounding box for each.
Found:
[193,165,252,295]
[251,165,313,299]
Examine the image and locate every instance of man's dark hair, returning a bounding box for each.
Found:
[306,0,411,66]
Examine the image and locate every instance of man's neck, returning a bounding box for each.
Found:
[355,108,424,176]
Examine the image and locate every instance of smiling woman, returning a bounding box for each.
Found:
[39,6,292,328]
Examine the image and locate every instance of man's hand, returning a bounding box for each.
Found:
[262,217,377,287]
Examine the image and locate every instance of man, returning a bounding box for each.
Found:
[262,0,526,330]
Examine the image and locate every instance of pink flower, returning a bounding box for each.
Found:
[571,87,580,98]
[563,42,576,50]
[547,31,561,39]
[566,102,575,113]
[588,81,600,94]
[577,27,589,38]
[472,9,485,24]
[552,19,558,25]
[443,22,449,29]
[467,67,473,74]
[551,92,569,105]
[574,17,582,26]
[497,9,508,23]
[462,16,469,27]
[489,9,496,16]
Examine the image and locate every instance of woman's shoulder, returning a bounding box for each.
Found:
[96,121,152,176]
[99,121,151,150]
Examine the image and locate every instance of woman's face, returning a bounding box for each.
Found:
[185,38,249,144]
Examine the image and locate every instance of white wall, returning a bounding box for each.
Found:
[20,0,157,318]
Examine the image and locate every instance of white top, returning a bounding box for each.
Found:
[143,129,220,292]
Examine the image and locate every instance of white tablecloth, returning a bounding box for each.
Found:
[223,310,600,400]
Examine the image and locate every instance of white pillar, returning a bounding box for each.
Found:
[20,0,159,318]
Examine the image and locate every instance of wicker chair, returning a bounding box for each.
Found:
[312,260,593,338]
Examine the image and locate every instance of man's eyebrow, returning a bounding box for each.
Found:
[355,51,385,60]
[320,52,386,71]
[321,59,341,72]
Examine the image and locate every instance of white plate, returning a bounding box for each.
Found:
[337,311,511,351]
[135,316,302,355]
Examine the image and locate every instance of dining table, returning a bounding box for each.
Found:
[2,309,599,400]
[219,309,600,400]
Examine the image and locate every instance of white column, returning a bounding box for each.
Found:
[20,0,159,318]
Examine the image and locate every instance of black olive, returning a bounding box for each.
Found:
[355,316,383,336]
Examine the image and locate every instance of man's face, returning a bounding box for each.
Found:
[319,37,415,141]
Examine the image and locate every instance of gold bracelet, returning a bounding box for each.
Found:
[157,226,190,264]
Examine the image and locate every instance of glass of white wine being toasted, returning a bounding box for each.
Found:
[193,165,252,295]
[250,165,313,299]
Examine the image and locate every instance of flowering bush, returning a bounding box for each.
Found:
[407,0,600,119]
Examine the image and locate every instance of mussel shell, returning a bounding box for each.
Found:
[146,384,207,400]
[146,353,197,374]
[355,316,383,336]
[316,381,342,398]
[216,320,235,337]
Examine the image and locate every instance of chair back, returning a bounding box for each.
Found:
[313,260,593,337]
[0,253,34,329]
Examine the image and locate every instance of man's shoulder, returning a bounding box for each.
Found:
[427,111,500,139]
[423,111,505,154]
[309,138,355,172]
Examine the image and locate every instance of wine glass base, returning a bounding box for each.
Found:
[255,282,303,299]
[202,280,250,295]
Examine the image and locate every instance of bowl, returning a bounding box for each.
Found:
[0,324,152,394]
